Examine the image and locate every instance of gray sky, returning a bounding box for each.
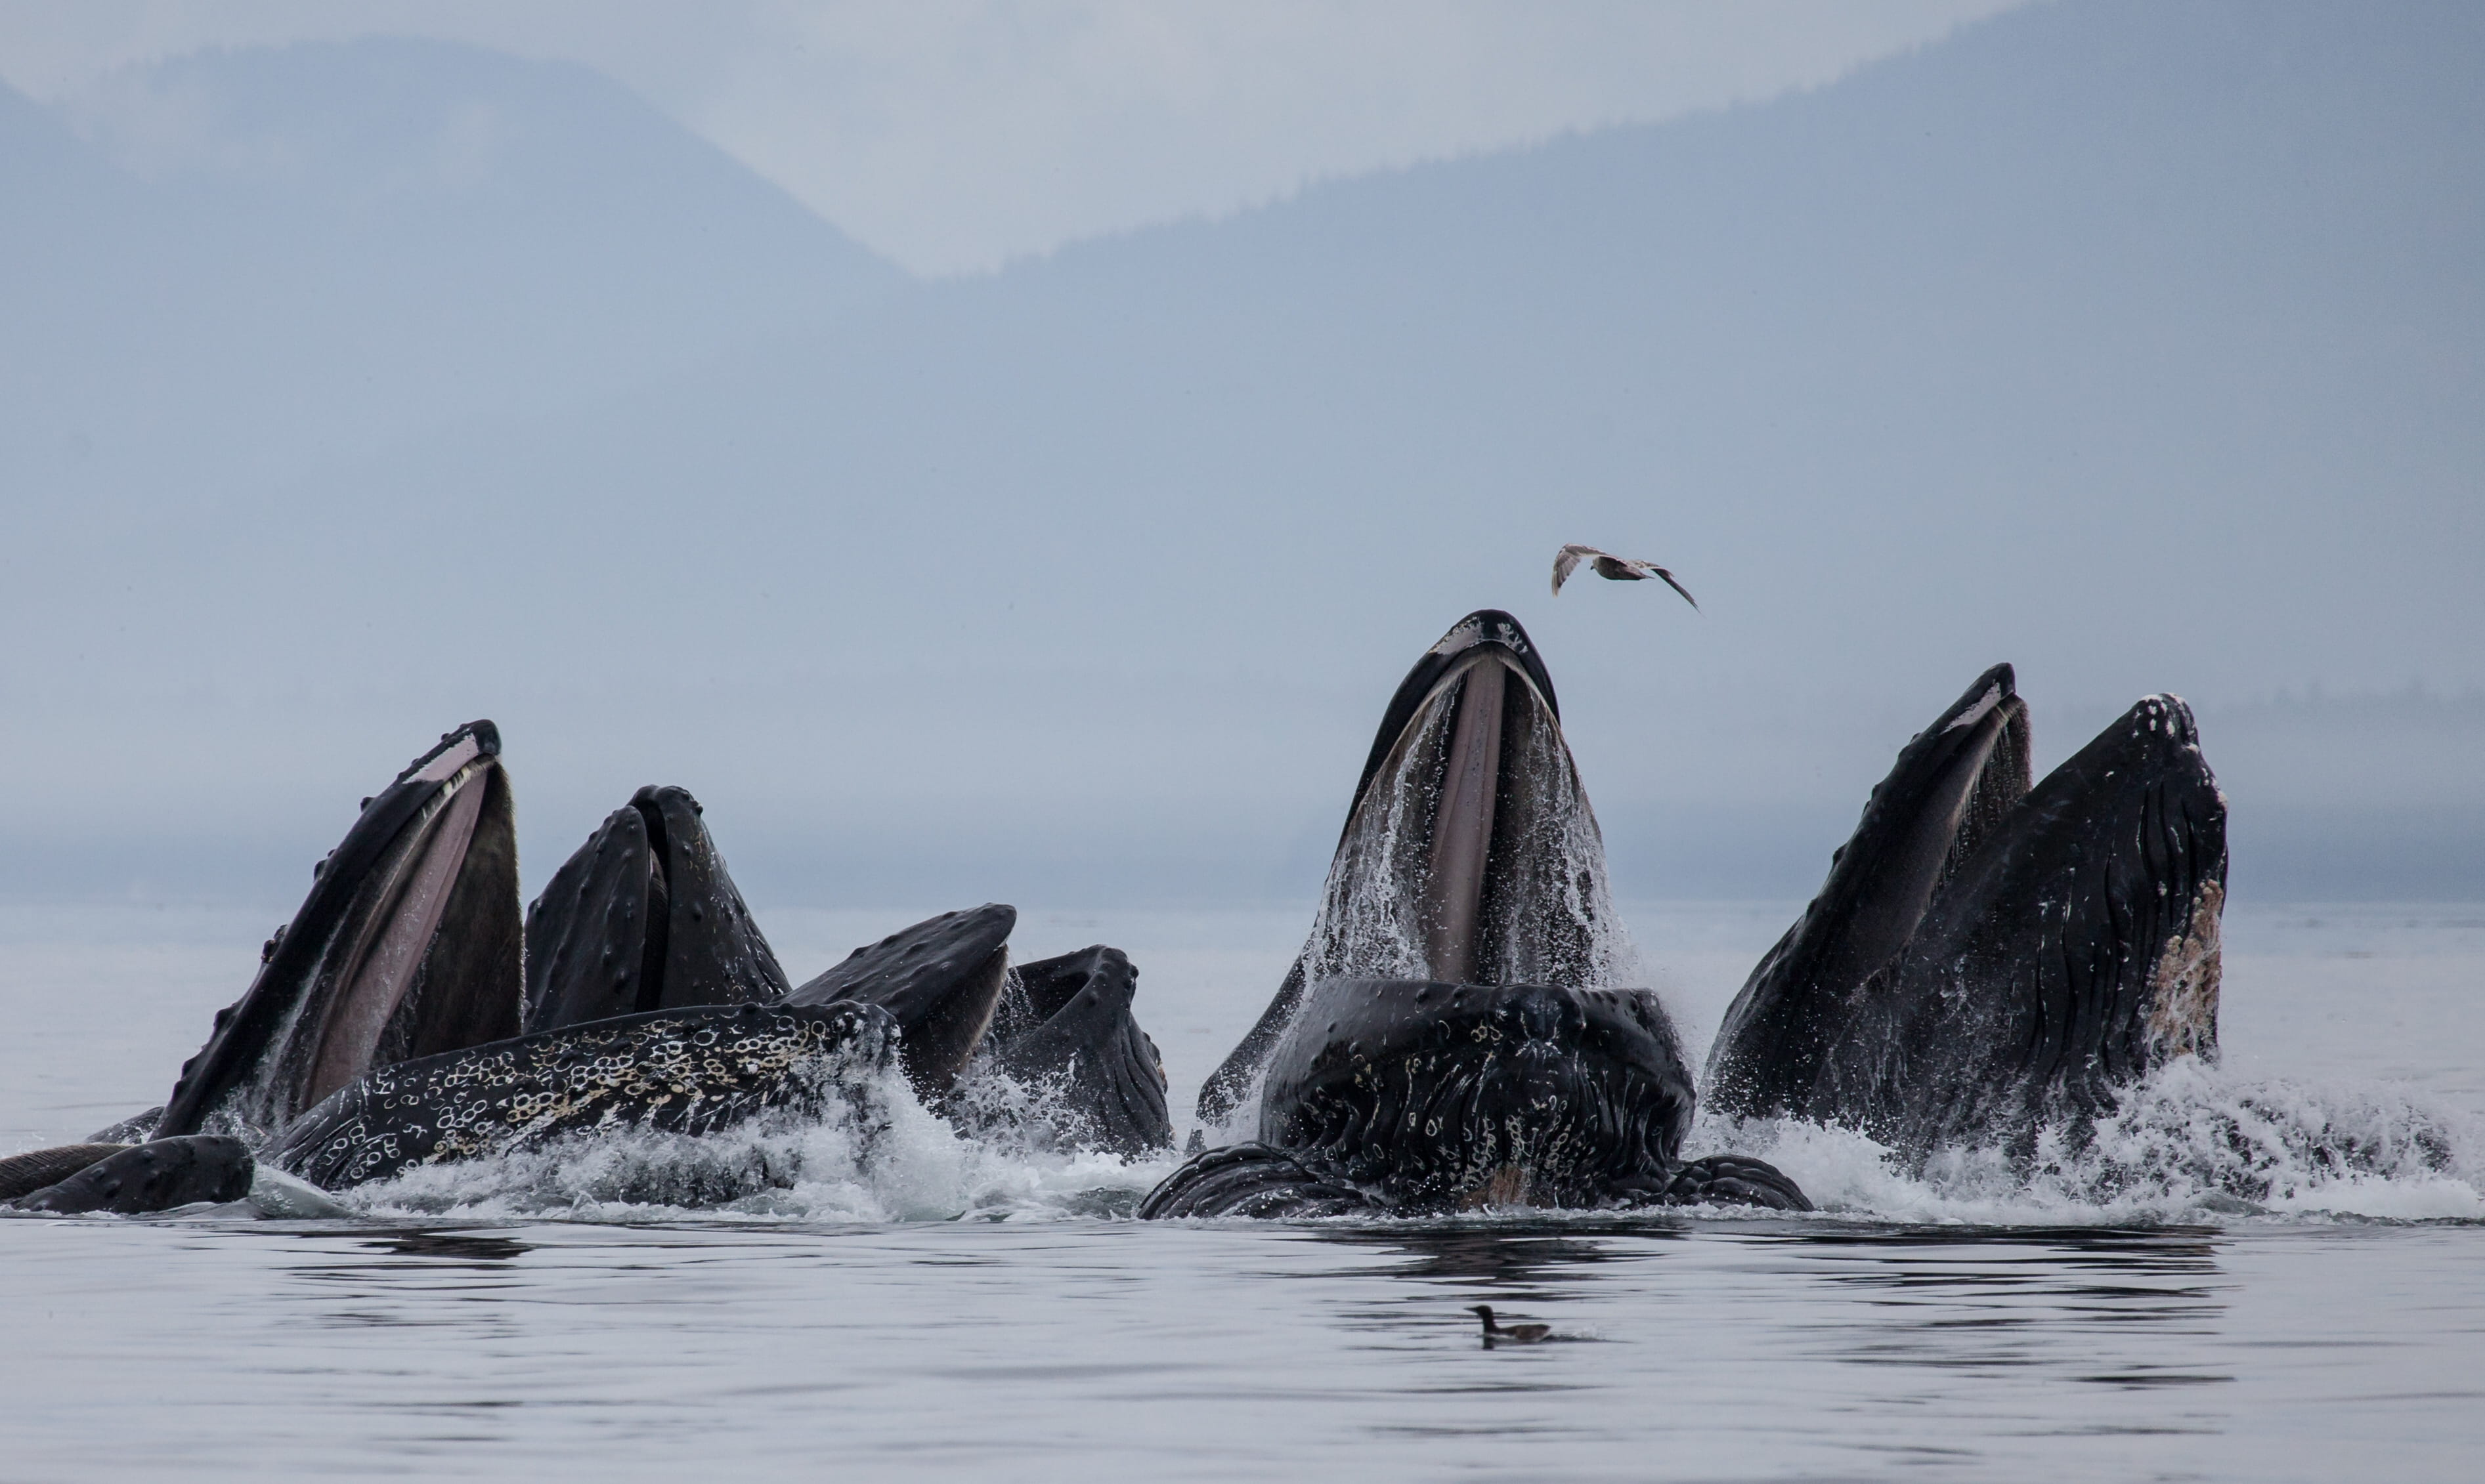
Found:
[2,0,2478,910]
[0,0,2022,272]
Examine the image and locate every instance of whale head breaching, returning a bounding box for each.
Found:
[1705,665,2228,1164]
[154,721,524,1143]
[1157,610,1810,1218]
[1194,609,1627,1128]
[28,715,1176,1212]
[522,784,790,1034]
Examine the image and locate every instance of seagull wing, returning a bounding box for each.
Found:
[1551,544,1591,595]
[1555,543,1699,609]
[1648,564,1700,610]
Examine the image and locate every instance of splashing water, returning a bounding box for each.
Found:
[7,903,2478,1231]
[1691,1055,2485,1225]
[333,1061,1180,1225]
[299,1051,2484,1230]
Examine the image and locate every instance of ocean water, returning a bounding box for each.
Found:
[4,899,2482,1481]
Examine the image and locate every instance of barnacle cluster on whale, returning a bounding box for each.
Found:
[7,606,2243,1221]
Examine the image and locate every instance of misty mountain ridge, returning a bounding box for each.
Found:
[1,38,906,491]
[3,1,2478,906]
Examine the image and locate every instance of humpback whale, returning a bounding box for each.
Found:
[1196,610,1614,1126]
[14,627,2223,1220]
[271,1001,895,1189]
[16,722,1171,1214]
[1154,610,1809,1218]
[523,785,790,1033]
[787,905,1017,1097]
[156,721,523,1143]
[783,913,1173,1153]
[7,1137,254,1214]
[977,944,1173,1157]
[1705,666,2227,1164]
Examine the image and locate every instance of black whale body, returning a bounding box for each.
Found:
[50,721,1173,1214]
[787,904,1018,1097]
[1143,976,1809,1218]
[787,910,1175,1151]
[271,1001,896,1190]
[523,784,790,1034]
[156,721,523,1143]
[976,944,1174,1157]
[1156,611,1811,1217]
[7,1137,254,1215]
[1706,665,2228,1166]
[1197,610,1614,1128]
[51,621,2225,1218]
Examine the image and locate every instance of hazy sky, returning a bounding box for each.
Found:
[3,0,2477,909]
[0,0,2023,272]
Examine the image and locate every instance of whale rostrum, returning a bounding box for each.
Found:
[523,785,789,1034]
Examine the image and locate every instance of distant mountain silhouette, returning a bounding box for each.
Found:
[1,39,905,492]
[3,3,2478,904]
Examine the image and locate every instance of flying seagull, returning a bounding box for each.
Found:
[1550,544,1698,609]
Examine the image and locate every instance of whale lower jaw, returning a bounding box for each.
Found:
[1255,979,1694,1213]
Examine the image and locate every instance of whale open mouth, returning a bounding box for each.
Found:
[1345,610,1586,987]
[1707,667,2228,1162]
[156,722,524,1141]
[1199,610,1621,1124]
[1160,608,1824,1217]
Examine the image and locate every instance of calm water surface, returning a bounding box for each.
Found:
[5,901,2482,1481]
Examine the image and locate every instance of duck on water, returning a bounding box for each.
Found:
[1469,1306,1553,1347]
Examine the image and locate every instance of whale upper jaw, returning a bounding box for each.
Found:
[522,784,790,1035]
[786,904,1018,1099]
[156,721,523,1142]
[1706,664,2030,1116]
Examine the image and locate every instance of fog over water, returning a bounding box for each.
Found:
[3,0,2479,910]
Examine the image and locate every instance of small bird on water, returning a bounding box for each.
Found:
[1551,543,1699,609]
[1469,1305,1553,1347]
